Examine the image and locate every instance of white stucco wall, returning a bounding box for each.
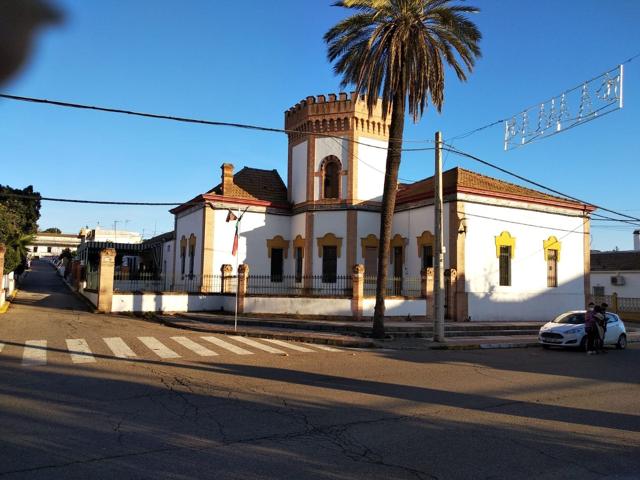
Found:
[291,141,307,205]
[212,209,291,275]
[591,271,640,297]
[314,136,349,201]
[356,136,387,201]
[362,298,426,317]
[463,201,587,321]
[174,207,204,281]
[162,240,175,279]
[110,292,235,313]
[312,211,348,276]
[243,297,352,316]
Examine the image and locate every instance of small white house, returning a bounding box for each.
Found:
[165,92,595,322]
[591,232,640,298]
[27,232,81,259]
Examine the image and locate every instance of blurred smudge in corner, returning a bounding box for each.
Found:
[0,0,62,86]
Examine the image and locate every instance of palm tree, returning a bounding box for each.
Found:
[325,0,481,338]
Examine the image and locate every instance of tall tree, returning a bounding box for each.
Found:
[325,0,481,338]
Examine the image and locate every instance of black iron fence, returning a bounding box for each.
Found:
[364,276,422,297]
[85,270,99,290]
[247,274,352,297]
[113,273,230,293]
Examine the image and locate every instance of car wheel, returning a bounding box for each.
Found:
[616,334,627,350]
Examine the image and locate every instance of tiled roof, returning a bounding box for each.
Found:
[591,251,640,271]
[208,167,288,205]
[397,167,590,210]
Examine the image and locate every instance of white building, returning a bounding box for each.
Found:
[80,227,142,244]
[27,232,82,258]
[167,93,594,321]
[591,231,640,298]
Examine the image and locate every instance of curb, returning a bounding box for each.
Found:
[0,289,18,314]
[159,316,378,349]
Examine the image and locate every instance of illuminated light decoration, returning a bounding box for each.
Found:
[504,64,624,151]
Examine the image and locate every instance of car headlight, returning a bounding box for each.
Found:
[566,328,582,334]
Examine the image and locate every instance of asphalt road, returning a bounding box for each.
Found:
[1,261,638,479]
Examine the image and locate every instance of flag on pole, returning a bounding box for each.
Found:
[226,208,248,256]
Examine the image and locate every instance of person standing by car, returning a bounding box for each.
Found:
[599,303,610,354]
[593,305,606,354]
[585,303,597,355]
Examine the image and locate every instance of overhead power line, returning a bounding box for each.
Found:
[0,93,435,153]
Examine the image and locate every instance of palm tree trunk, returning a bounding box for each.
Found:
[372,89,406,339]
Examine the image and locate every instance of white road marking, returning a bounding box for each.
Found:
[66,339,96,364]
[138,337,181,359]
[228,335,286,354]
[200,336,253,355]
[260,339,315,352]
[170,336,218,356]
[103,337,137,358]
[310,344,341,352]
[22,340,47,366]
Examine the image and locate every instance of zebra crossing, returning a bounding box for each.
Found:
[0,335,342,367]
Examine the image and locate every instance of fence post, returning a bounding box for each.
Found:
[423,267,434,320]
[97,248,116,313]
[351,264,364,321]
[71,260,81,290]
[237,263,249,314]
[221,264,233,294]
[0,243,5,307]
[611,292,619,313]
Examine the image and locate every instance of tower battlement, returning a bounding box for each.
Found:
[284,92,390,142]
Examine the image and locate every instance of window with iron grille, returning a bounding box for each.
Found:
[188,244,195,276]
[271,248,284,283]
[295,247,303,283]
[547,249,558,287]
[422,245,433,270]
[499,246,511,286]
[323,161,340,199]
[593,285,605,296]
[322,246,337,283]
[180,246,186,275]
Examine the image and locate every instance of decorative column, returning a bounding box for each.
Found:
[221,264,233,294]
[446,268,458,321]
[423,267,434,320]
[351,264,364,321]
[0,244,6,306]
[237,263,249,314]
[97,248,116,313]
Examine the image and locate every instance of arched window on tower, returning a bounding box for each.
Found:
[322,156,341,199]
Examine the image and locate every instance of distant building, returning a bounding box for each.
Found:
[591,231,640,297]
[80,227,142,244]
[27,232,81,259]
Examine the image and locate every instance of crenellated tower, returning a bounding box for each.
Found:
[284,92,390,208]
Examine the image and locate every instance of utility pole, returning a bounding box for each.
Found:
[113,220,119,244]
[433,131,445,342]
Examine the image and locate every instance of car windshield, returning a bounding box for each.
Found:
[553,312,585,324]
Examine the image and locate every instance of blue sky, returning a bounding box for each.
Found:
[1,0,639,250]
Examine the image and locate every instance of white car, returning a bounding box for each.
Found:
[539,310,628,350]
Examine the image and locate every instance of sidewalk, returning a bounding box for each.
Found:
[157,312,601,350]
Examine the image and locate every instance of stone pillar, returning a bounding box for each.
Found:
[351,264,364,321]
[71,260,81,290]
[0,244,6,306]
[423,267,434,320]
[221,264,233,294]
[611,292,619,314]
[237,263,249,314]
[97,248,116,313]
